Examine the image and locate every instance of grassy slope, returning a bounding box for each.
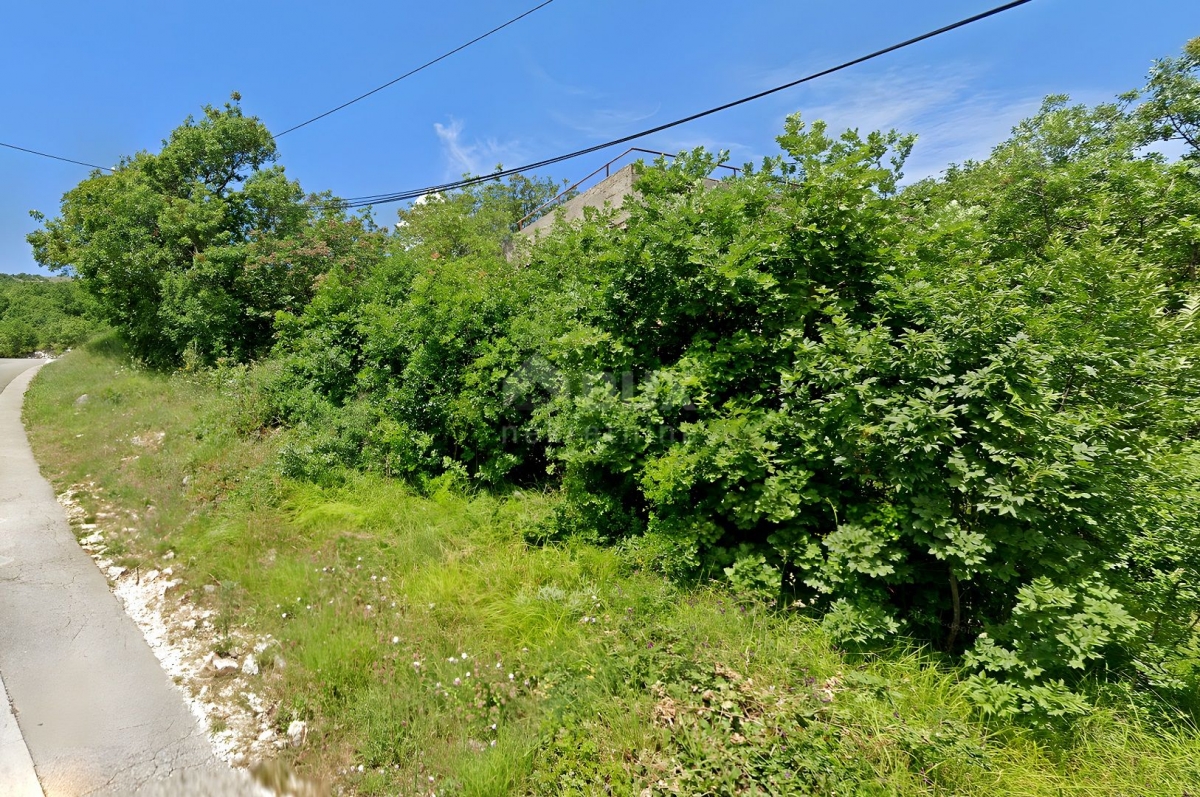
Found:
[22,339,1200,796]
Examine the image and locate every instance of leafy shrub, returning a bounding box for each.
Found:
[525,94,1200,710]
[270,174,563,485]
[260,53,1200,711]
[964,578,1142,717]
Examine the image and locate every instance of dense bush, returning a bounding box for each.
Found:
[0,274,100,357]
[242,39,1200,715]
[527,99,1200,713]
[267,174,562,485]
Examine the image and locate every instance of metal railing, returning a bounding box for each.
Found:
[515,147,741,231]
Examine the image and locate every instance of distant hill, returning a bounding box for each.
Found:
[0,274,101,356]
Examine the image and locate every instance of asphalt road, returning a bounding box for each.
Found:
[0,358,37,397]
[0,359,262,796]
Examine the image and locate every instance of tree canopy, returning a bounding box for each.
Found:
[29,99,336,366]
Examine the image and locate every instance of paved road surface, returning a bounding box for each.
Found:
[0,358,39,396]
[0,359,261,796]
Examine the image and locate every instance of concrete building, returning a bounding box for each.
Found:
[515,149,734,242]
[518,163,642,238]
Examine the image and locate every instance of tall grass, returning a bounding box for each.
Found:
[22,340,1200,795]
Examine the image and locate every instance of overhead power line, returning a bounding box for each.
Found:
[332,0,1034,209]
[275,0,559,138]
[2,1,558,171]
[0,141,112,172]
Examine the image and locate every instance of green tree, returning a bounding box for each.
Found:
[527,106,1200,714]
[1138,35,1200,158]
[394,172,563,259]
[28,98,321,366]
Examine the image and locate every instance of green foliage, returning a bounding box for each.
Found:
[269,174,563,485]
[1137,35,1200,159]
[226,39,1200,718]
[24,37,1200,727]
[0,274,101,356]
[520,52,1200,714]
[964,578,1142,718]
[27,99,340,367]
[723,552,781,601]
[394,173,564,260]
[25,342,1200,794]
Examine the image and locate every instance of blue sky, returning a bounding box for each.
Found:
[3,0,1199,274]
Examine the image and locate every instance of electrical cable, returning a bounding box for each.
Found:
[0,141,112,172]
[330,0,1034,209]
[1,0,1031,193]
[274,0,558,137]
[2,1,559,168]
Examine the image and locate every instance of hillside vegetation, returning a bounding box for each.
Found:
[0,273,100,356]
[26,341,1200,795]
[21,37,1200,795]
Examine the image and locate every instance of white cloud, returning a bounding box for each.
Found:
[899,95,1041,181]
[791,65,1046,181]
[522,57,595,98]
[550,104,662,141]
[433,119,525,178]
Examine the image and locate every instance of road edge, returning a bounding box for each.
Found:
[0,667,43,797]
[0,667,43,792]
[0,362,45,797]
